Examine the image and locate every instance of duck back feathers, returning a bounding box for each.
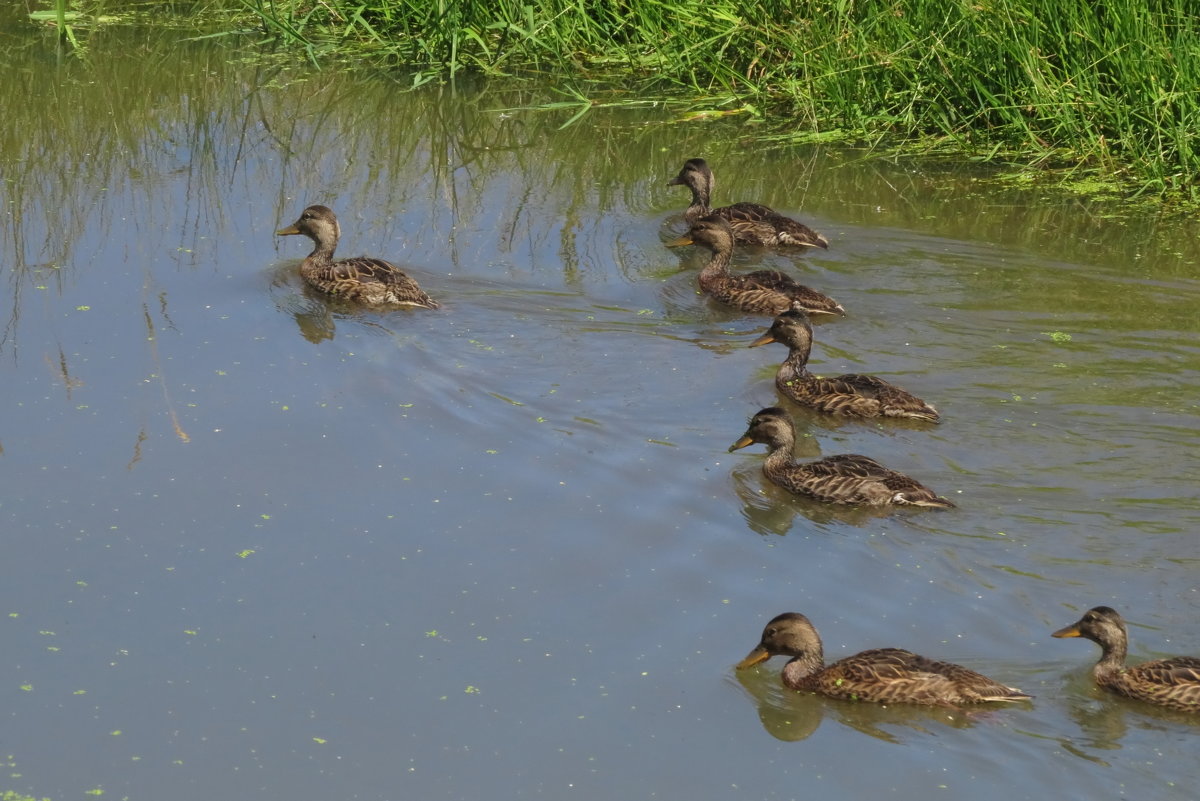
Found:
[668,158,829,249]
[277,205,439,309]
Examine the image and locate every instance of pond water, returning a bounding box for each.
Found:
[2,15,1199,801]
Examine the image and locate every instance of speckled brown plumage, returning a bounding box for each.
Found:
[668,158,829,248]
[750,310,939,422]
[738,612,1031,705]
[276,205,439,309]
[669,217,844,317]
[1053,606,1200,713]
[727,407,954,507]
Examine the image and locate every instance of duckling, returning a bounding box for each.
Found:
[738,612,1032,705]
[276,205,439,309]
[750,310,939,422]
[727,407,954,507]
[1053,606,1200,713]
[668,158,828,248]
[669,216,844,317]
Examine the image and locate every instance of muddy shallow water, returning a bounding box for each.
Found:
[2,16,1199,801]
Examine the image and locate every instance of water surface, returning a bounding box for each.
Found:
[2,16,1199,801]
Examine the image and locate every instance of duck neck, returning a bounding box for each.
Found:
[305,235,337,266]
[780,649,825,689]
[683,184,711,222]
[697,246,733,288]
[761,431,798,478]
[778,340,814,384]
[1091,636,1128,682]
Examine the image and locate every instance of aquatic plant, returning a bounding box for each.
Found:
[27,0,80,47]
[235,0,1200,201]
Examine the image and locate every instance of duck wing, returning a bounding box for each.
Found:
[1118,656,1200,711]
[716,203,829,248]
[315,257,439,309]
[815,648,1028,704]
[774,454,954,508]
[801,373,940,422]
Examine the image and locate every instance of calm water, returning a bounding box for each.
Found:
[2,17,1199,801]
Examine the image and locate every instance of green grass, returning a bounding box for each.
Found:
[232,0,1200,202]
[24,1,1200,201]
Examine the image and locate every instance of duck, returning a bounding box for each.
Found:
[276,205,439,309]
[750,310,939,422]
[667,158,828,248]
[738,612,1032,705]
[668,216,844,317]
[727,407,955,507]
[1052,606,1200,713]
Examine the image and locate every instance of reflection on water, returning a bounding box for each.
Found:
[1052,667,1200,770]
[733,661,1005,744]
[271,265,437,345]
[726,407,959,526]
[732,666,825,741]
[2,11,1200,801]
[730,464,901,534]
[1067,687,1200,742]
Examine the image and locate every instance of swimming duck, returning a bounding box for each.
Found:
[738,612,1031,705]
[750,310,939,422]
[727,407,954,507]
[276,205,439,309]
[1052,606,1200,713]
[668,158,828,248]
[669,216,844,317]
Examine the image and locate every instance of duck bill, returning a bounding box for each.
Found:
[728,434,754,453]
[665,234,694,248]
[1051,624,1082,639]
[275,224,301,236]
[748,332,776,348]
[736,645,771,670]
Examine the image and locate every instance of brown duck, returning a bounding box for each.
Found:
[750,310,939,422]
[276,205,439,309]
[668,158,829,248]
[728,407,955,507]
[669,216,844,317]
[738,612,1032,705]
[1053,606,1200,713]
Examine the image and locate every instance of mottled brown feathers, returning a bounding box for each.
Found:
[751,310,940,422]
[728,407,954,507]
[1053,606,1200,713]
[276,205,439,309]
[668,158,829,249]
[671,217,844,317]
[738,612,1031,705]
